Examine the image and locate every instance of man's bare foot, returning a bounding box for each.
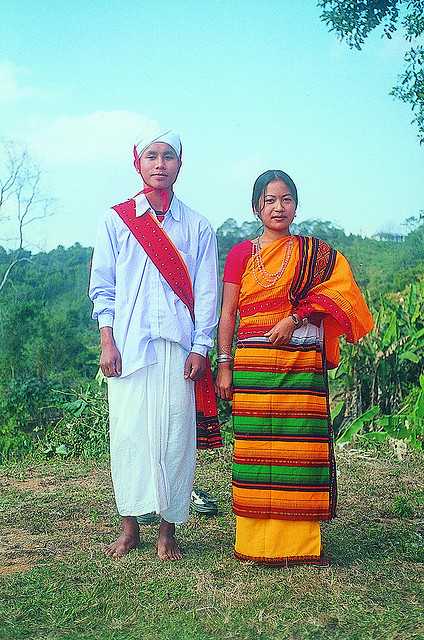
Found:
[105,516,140,559]
[157,519,182,561]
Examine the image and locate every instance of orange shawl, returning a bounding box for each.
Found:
[237,235,373,368]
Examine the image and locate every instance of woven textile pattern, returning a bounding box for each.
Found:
[232,340,336,521]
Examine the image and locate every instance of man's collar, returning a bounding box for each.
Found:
[134,192,181,221]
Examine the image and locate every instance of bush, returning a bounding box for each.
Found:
[41,383,109,459]
[0,376,62,461]
[0,376,60,434]
[332,280,424,449]
[0,419,33,461]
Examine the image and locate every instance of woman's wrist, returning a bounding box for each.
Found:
[217,352,233,362]
[290,312,308,328]
[217,344,233,356]
[289,313,301,328]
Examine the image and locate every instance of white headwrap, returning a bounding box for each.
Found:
[133,130,182,173]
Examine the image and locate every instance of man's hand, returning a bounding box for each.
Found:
[184,353,206,381]
[264,316,296,346]
[100,327,122,377]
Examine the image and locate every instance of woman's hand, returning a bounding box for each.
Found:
[215,364,233,400]
[264,316,296,346]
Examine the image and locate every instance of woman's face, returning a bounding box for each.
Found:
[257,179,296,235]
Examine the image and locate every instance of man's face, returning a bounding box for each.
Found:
[139,142,181,190]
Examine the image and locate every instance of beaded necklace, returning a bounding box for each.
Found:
[251,236,294,289]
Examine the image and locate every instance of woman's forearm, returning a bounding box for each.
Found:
[216,282,239,399]
[217,311,237,355]
[215,310,237,400]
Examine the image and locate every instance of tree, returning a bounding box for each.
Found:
[318,0,424,143]
[402,210,424,232]
[0,141,53,292]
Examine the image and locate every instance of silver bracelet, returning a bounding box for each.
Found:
[217,354,233,362]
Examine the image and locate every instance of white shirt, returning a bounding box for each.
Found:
[89,193,219,378]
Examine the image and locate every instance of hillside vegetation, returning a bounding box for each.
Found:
[0,219,423,459]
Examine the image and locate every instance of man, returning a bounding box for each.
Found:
[89,130,220,560]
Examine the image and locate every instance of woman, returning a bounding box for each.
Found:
[216,170,373,566]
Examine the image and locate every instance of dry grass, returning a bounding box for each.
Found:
[0,446,422,640]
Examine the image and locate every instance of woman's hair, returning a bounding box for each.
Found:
[252,170,298,215]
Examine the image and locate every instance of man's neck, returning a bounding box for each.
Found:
[144,187,173,213]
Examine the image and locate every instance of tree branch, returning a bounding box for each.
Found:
[0,141,55,293]
[0,257,31,293]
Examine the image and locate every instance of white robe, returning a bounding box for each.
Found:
[107,339,196,523]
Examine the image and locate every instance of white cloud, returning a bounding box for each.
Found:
[0,61,20,102]
[27,111,160,167]
[0,61,35,103]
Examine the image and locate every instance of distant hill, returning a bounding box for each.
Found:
[217,218,424,295]
[0,219,422,389]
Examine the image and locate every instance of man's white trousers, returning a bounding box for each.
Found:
[107,339,196,523]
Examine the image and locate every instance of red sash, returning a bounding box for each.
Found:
[112,198,222,449]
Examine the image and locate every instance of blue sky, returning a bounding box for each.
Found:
[0,1,422,251]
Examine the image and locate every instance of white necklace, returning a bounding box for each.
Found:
[251,236,294,288]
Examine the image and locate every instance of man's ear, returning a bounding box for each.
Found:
[173,160,182,182]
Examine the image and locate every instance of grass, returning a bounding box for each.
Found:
[0,445,423,640]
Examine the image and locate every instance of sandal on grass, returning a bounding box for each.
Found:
[136,512,161,525]
[190,488,218,515]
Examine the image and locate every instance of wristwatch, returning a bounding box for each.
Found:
[290,313,308,328]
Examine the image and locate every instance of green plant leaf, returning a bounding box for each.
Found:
[382,313,397,348]
[411,327,424,341]
[362,431,389,442]
[55,444,68,456]
[331,401,344,422]
[416,390,424,419]
[399,351,420,363]
[337,405,380,444]
[95,367,106,386]
[331,400,345,436]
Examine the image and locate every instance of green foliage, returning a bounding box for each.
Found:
[0,376,57,433]
[332,281,424,448]
[0,218,423,459]
[318,0,424,143]
[0,243,97,383]
[336,405,380,444]
[0,376,61,462]
[0,420,32,461]
[0,243,100,460]
[391,45,424,143]
[41,384,109,459]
